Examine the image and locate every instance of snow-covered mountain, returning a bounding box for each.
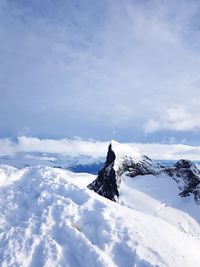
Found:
[88,140,200,204]
[0,141,200,266]
[0,152,104,174]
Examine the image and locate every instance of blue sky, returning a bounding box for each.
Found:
[1,0,200,144]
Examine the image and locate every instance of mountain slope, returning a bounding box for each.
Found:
[88,141,200,204]
[0,165,200,266]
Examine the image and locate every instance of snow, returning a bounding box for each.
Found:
[0,164,200,266]
[0,165,27,186]
[110,140,142,171]
[119,174,200,238]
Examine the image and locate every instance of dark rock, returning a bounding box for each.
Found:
[175,159,193,169]
[88,141,200,204]
[87,143,119,201]
[87,141,159,201]
[105,144,116,167]
[171,159,200,200]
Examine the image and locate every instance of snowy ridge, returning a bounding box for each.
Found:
[119,173,200,238]
[110,140,142,171]
[0,164,27,186]
[88,141,160,201]
[0,165,200,266]
[88,141,200,204]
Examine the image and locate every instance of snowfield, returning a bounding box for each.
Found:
[0,164,200,267]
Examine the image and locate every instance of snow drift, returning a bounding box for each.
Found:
[0,165,199,266]
[0,141,200,266]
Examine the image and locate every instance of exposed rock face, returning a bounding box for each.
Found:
[164,159,200,203]
[87,144,118,201]
[88,141,200,204]
[88,141,161,201]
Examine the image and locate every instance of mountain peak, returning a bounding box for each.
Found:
[110,140,142,164]
[88,141,200,204]
[88,141,154,201]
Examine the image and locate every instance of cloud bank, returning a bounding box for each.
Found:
[144,106,200,133]
[0,136,109,158]
[1,136,200,161]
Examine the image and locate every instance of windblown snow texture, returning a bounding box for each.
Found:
[0,165,200,267]
[1,141,200,266]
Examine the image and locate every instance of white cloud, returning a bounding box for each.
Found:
[144,119,161,134]
[1,136,200,161]
[133,143,200,161]
[144,106,200,133]
[16,136,109,158]
[1,1,200,140]
[0,138,15,156]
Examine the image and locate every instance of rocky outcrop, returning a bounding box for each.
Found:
[88,141,200,204]
[164,159,200,203]
[87,144,119,201]
[88,141,161,201]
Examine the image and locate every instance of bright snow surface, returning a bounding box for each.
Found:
[110,140,142,171]
[0,164,200,267]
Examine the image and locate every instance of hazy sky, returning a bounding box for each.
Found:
[1,0,200,144]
